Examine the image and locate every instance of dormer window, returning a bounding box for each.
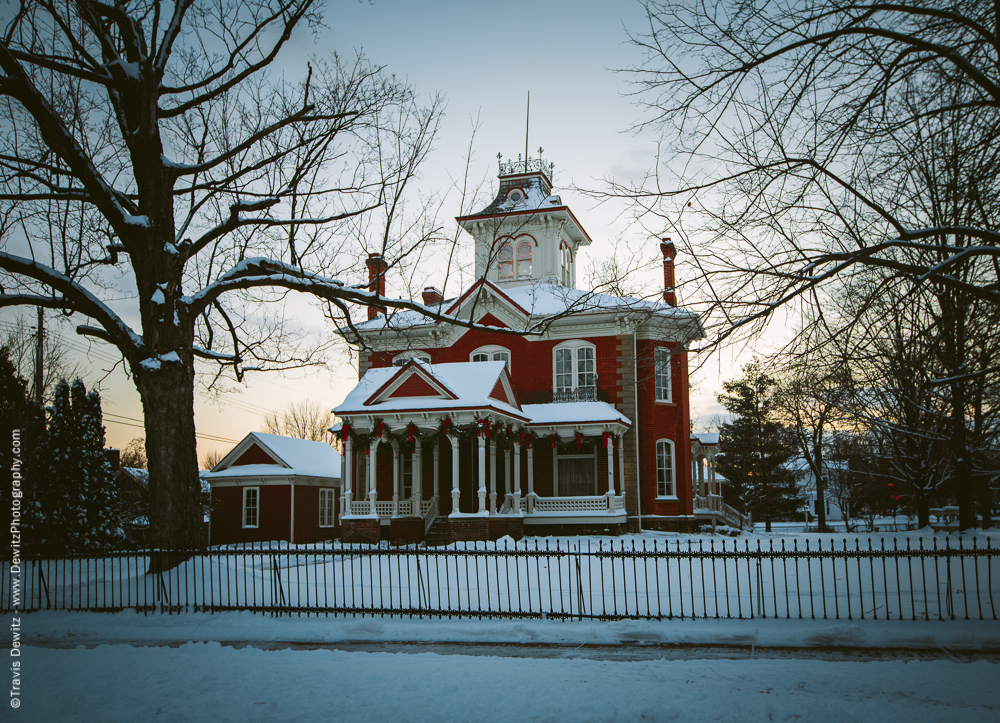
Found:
[506,188,526,205]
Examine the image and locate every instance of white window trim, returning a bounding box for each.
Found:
[655,439,677,499]
[498,240,514,280]
[392,351,431,366]
[552,340,597,393]
[318,488,336,528]
[470,345,512,370]
[654,347,673,403]
[516,239,533,279]
[242,486,260,528]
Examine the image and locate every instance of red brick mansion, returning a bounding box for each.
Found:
[333,156,737,544]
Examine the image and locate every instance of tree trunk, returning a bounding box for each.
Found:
[137,361,203,554]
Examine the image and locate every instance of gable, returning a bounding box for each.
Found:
[364,361,458,406]
[391,373,445,398]
[477,313,508,329]
[232,443,279,467]
[489,377,511,404]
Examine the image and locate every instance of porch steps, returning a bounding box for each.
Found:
[424,517,451,547]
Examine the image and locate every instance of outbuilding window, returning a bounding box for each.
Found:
[319,488,336,527]
[242,487,259,528]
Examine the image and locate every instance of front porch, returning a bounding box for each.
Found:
[337,412,630,543]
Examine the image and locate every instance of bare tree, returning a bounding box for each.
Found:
[262,398,332,443]
[619,1,1000,528]
[120,437,147,469]
[617,1,1000,345]
[0,1,490,549]
[200,448,223,471]
[0,312,86,401]
[775,362,853,532]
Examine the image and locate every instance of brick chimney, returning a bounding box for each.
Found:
[365,253,388,320]
[422,286,444,306]
[660,238,676,306]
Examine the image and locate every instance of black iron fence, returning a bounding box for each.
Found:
[2,537,996,621]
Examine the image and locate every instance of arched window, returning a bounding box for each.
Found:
[560,243,573,286]
[656,440,676,498]
[553,341,596,398]
[517,240,532,279]
[392,351,431,367]
[654,347,672,402]
[470,345,511,370]
[498,242,514,280]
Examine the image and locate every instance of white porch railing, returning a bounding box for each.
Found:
[526,493,626,517]
[349,498,436,520]
[422,497,438,534]
[694,494,752,530]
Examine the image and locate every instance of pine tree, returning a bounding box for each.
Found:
[34,379,123,554]
[716,361,804,532]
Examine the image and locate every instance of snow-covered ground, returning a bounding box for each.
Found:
[19,612,1000,722]
[11,530,1000,721]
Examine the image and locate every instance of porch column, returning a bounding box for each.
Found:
[504,449,511,507]
[391,440,400,517]
[450,433,460,514]
[342,436,353,511]
[488,437,497,515]
[477,432,487,514]
[368,439,379,516]
[512,442,521,513]
[413,437,423,514]
[526,444,535,514]
[606,434,615,495]
[617,437,625,499]
[433,439,440,498]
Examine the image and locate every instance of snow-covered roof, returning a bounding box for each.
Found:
[522,402,630,427]
[463,173,562,217]
[335,361,525,420]
[204,432,341,481]
[354,280,698,333]
[692,432,720,446]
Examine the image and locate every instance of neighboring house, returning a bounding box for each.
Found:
[332,155,746,544]
[690,432,752,530]
[787,455,848,522]
[205,432,341,545]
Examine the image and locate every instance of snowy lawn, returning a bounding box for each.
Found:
[18,611,1000,723]
[8,530,997,622]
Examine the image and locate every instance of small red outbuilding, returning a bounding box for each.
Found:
[205,432,341,545]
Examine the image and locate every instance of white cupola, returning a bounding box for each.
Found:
[456,151,592,289]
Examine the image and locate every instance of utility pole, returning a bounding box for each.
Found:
[34,306,44,403]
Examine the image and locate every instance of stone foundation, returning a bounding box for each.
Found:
[389,517,424,545]
[488,517,524,541]
[447,517,490,543]
[341,517,381,545]
[640,516,700,534]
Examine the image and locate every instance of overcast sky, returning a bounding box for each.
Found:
[32,0,766,457]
